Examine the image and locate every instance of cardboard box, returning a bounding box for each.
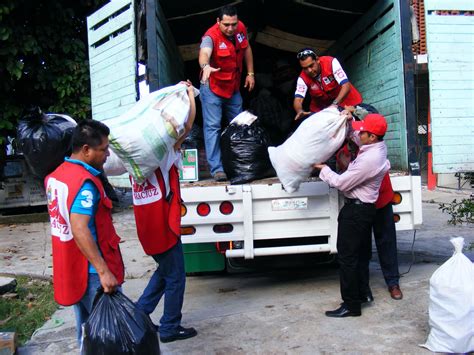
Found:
[0,332,16,355]
[179,149,199,182]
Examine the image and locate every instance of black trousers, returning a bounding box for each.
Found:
[373,203,400,287]
[337,202,376,312]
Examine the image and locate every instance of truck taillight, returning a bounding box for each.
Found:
[181,204,187,217]
[216,242,231,254]
[197,203,210,216]
[392,192,402,205]
[219,201,234,215]
[181,226,196,235]
[393,214,401,223]
[213,224,233,233]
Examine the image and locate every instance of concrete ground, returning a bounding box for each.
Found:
[1,186,472,354]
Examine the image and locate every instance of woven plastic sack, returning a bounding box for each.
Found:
[268,107,347,193]
[103,149,127,176]
[104,83,198,184]
[420,237,474,353]
[82,290,160,355]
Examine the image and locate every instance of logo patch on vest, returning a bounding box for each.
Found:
[132,173,162,206]
[46,178,72,242]
[219,42,227,49]
[236,32,245,43]
[322,75,335,85]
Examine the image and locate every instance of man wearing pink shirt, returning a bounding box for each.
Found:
[314,113,390,317]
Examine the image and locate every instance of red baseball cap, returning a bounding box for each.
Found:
[352,113,387,136]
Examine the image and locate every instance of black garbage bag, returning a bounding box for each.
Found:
[181,124,204,149]
[221,121,275,184]
[248,88,293,146]
[16,107,77,179]
[82,290,160,355]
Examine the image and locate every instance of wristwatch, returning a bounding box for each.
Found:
[200,63,209,69]
[332,100,339,105]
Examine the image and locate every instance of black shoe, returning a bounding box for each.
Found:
[160,326,197,343]
[361,294,374,304]
[325,305,361,318]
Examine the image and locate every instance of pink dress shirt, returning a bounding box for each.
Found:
[319,138,390,203]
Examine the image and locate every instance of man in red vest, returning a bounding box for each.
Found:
[293,48,362,121]
[45,120,124,344]
[132,82,197,343]
[198,5,255,181]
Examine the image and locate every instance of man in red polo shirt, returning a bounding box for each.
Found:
[293,48,362,121]
[198,5,255,181]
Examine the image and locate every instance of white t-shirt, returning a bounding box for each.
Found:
[294,58,349,98]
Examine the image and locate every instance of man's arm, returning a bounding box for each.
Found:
[331,58,352,106]
[198,46,220,83]
[70,213,118,293]
[243,45,255,91]
[331,82,351,107]
[293,77,311,120]
[174,81,197,151]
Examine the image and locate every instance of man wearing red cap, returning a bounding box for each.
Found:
[314,113,390,317]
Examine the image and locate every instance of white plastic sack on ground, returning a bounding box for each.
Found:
[268,107,347,193]
[103,83,199,184]
[103,148,127,176]
[420,237,474,353]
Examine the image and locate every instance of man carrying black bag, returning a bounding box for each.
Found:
[44,120,124,344]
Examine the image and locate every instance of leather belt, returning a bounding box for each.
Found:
[344,198,374,206]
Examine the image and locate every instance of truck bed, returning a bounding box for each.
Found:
[180,170,409,188]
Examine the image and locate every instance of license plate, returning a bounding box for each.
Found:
[271,197,308,211]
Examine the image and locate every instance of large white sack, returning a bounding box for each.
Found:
[420,237,474,353]
[103,83,198,184]
[103,148,127,176]
[268,107,348,193]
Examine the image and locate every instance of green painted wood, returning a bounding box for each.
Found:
[88,8,134,46]
[426,16,474,25]
[426,1,474,172]
[92,85,137,107]
[87,0,132,26]
[89,39,135,73]
[147,0,184,89]
[89,31,134,62]
[332,0,409,171]
[87,0,137,128]
[424,0,474,11]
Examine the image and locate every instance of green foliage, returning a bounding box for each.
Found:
[439,198,474,225]
[0,276,58,345]
[0,0,107,143]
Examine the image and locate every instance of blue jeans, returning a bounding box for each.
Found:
[199,83,243,175]
[136,240,186,338]
[373,203,400,287]
[73,273,101,345]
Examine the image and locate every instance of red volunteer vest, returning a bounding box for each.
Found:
[204,21,248,98]
[131,166,181,255]
[300,56,362,112]
[375,172,395,209]
[45,162,124,306]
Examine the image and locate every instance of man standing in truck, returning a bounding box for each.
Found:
[198,5,255,181]
[314,113,390,317]
[45,120,124,344]
[293,48,362,121]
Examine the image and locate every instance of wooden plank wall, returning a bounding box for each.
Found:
[425,0,474,173]
[330,0,408,170]
[150,0,184,89]
[87,0,138,122]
